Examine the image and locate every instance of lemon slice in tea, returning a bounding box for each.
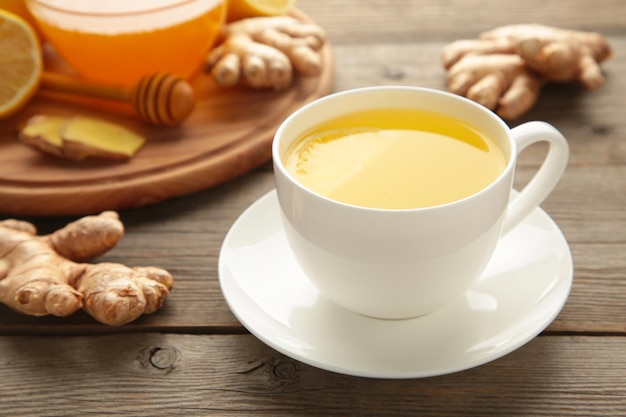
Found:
[284,128,398,201]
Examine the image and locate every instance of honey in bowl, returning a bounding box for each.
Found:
[283,108,507,210]
[26,0,226,87]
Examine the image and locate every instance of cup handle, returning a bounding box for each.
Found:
[502,121,569,234]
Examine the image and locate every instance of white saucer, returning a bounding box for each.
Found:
[218,190,573,378]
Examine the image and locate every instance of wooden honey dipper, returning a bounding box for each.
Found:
[39,72,195,126]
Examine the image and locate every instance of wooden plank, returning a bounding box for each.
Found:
[0,334,624,416]
[1,162,625,333]
[0,1,624,416]
[302,0,626,42]
[0,0,624,338]
[517,165,626,243]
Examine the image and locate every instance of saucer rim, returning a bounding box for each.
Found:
[218,190,573,378]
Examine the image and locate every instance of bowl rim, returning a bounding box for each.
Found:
[26,0,208,17]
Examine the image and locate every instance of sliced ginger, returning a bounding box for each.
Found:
[20,115,146,161]
[205,16,326,90]
[442,24,612,120]
[0,211,173,326]
[62,116,146,161]
[19,115,67,158]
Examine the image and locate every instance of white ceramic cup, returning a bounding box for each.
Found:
[272,86,569,319]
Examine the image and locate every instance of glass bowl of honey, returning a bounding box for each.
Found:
[26,0,227,87]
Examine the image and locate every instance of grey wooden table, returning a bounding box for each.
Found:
[1,0,625,415]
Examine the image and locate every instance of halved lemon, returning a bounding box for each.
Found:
[1,0,42,35]
[0,9,42,119]
[227,0,295,22]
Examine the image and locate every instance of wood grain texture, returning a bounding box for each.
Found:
[1,164,624,334]
[0,334,625,416]
[0,0,625,415]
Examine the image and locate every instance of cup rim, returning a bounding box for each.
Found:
[272,85,517,213]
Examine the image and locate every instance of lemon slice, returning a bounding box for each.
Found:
[227,0,295,22]
[1,0,42,37]
[285,128,396,198]
[0,9,42,119]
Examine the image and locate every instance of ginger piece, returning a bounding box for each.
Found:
[62,116,146,161]
[20,115,145,161]
[479,24,612,89]
[0,211,173,326]
[446,54,545,120]
[18,115,67,158]
[77,263,173,326]
[205,16,326,90]
[442,24,612,119]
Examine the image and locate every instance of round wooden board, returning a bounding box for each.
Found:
[0,11,334,217]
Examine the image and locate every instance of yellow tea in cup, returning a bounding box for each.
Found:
[26,0,226,86]
[274,86,569,319]
[283,108,507,209]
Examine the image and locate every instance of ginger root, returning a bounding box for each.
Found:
[442,24,612,120]
[205,16,326,90]
[20,115,146,161]
[0,211,173,326]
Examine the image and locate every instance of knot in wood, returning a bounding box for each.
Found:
[148,346,179,370]
[383,66,406,80]
[591,124,613,135]
[272,360,297,381]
